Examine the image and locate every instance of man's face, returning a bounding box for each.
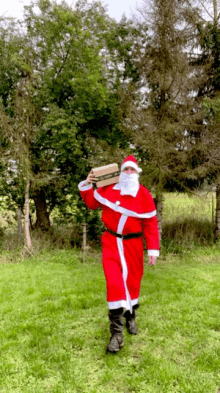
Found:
[123,166,137,175]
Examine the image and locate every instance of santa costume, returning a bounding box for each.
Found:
[78,155,160,352]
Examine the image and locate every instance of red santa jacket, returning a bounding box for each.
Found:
[78,181,160,256]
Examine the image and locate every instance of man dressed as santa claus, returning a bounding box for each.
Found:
[78,155,160,353]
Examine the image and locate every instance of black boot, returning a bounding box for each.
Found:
[107,308,124,353]
[124,305,139,335]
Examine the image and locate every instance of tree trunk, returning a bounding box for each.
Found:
[34,189,50,231]
[24,179,32,251]
[214,182,220,241]
[17,207,22,244]
[213,0,217,25]
[155,192,163,239]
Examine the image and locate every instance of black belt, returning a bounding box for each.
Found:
[106,228,143,240]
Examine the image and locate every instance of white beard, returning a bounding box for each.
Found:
[119,173,140,197]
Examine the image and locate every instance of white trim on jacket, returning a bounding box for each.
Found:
[148,250,160,257]
[94,189,156,219]
[78,180,93,191]
[108,298,139,310]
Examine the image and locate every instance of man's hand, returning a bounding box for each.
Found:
[148,256,157,266]
[85,170,97,185]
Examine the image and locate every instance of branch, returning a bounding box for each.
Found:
[197,0,214,20]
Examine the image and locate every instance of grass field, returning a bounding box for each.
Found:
[0,247,220,393]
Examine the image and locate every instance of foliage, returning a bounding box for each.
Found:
[24,0,129,187]
[119,0,194,194]
[183,3,220,185]
[0,0,131,229]
[184,0,220,238]
[0,18,25,113]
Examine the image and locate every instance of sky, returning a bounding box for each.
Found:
[0,0,143,21]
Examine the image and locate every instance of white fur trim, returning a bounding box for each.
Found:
[121,161,142,173]
[108,298,139,310]
[117,214,127,234]
[78,180,93,191]
[94,190,156,218]
[107,215,138,312]
[148,250,160,257]
[117,237,132,311]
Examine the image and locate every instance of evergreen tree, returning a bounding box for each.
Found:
[120,0,194,234]
[185,0,220,239]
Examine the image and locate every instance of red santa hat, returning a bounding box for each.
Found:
[121,155,142,173]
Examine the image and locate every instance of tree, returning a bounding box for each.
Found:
[0,55,37,252]
[0,18,27,243]
[23,0,131,229]
[119,0,195,234]
[184,0,220,239]
[0,0,130,233]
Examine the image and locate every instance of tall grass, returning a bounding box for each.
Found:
[162,191,216,252]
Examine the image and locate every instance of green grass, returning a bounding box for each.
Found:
[0,248,220,392]
[163,191,215,222]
